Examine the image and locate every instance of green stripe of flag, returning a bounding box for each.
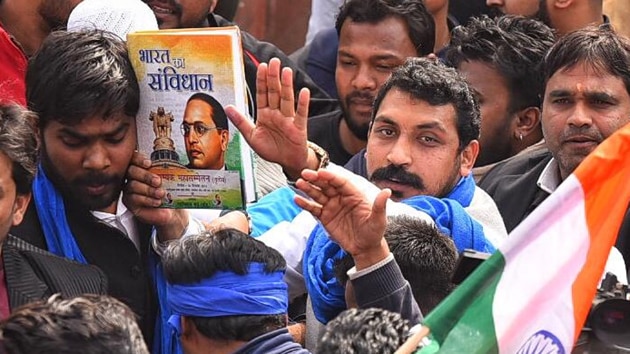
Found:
[420,251,507,353]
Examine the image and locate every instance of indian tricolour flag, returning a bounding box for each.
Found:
[417,123,630,354]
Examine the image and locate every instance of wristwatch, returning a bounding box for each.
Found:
[307,141,330,170]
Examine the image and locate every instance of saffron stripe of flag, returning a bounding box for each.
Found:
[419,122,630,354]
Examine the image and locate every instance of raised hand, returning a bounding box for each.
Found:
[294,169,392,269]
[123,151,188,241]
[225,57,311,179]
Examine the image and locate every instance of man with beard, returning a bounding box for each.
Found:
[307,0,435,165]
[142,0,337,120]
[208,56,505,349]
[10,30,206,348]
[479,26,630,273]
[0,0,81,105]
[443,15,555,178]
[486,0,605,37]
[0,103,107,321]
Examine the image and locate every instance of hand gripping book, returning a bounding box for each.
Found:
[128,27,256,209]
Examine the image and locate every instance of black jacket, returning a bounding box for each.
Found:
[10,200,156,344]
[3,234,108,310]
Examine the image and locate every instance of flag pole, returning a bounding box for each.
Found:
[395,324,431,354]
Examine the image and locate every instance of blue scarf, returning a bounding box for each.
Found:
[303,174,496,324]
[33,164,88,263]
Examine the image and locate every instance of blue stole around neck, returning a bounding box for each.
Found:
[303,174,496,324]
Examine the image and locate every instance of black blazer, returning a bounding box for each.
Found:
[10,200,156,344]
[479,147,630,274]
[3,234,107,310]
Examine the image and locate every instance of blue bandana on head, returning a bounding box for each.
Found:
[303,174,496,324]
[166,262,288,346]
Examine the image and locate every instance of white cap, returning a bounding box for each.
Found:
[67,0,159,41]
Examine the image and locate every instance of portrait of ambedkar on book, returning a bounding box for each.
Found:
[180,92,230,170]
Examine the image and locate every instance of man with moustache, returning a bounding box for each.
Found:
[485,0,606,37]
[182,93,230,170]
[142,0,337,119]
[10,30,206,348]
[307,0,435,165]
[213,57,507,350]
[479,26,630,272]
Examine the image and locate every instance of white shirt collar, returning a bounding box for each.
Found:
[91,195,141,251]
[536,158,563,194]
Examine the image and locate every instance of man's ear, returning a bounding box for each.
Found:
[209,0,219,13]
[552,0,573,9]
[459,140,479,177]
[513,106,542,142]
[221,130,230,151]
[11,193,31,227]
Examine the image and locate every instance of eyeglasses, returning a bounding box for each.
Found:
[180,122,223,137]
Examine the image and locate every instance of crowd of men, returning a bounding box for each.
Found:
[0,0,629,353]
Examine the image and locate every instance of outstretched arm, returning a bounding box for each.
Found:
[225,57,322,180]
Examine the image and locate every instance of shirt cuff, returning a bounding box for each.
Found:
[151,213,205,256]
[347,253,394,280]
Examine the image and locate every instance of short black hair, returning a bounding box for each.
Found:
[0,104,39,195]
[385,215,458,314]
[335,0,435,56]
[26,30,139,128]
[318,308,410,354]
[372,57,480,151]
[0,294,148,354]
[543,24,630,96]
[162,229,287,342]
[445,15,555,112]
[333,215,457,314]
[186,92,229,130]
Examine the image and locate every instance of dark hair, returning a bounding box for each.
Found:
[543,25,630,95]
[26,30,139,128]
[335,0,435,56]
[0,104,39,195]
[162,229,287,342]
[0,294,148,354]
[385,215,457,314]
[186,92,229,130]
[372,57,480,150]
[318,308,410,354]
[333,215,457,314]
[445,15,555,112]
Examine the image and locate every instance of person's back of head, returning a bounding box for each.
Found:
[444,15,555,165]
[26,29,139,128]
[0,294,148,354]
[161,229,289,349]
[317,307,410,354]
[385,215,458,313]
[333,216,458,313]
[335,0,435,56]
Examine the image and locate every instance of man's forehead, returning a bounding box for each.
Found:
[546,63,629,96]
[49,114,133,134]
